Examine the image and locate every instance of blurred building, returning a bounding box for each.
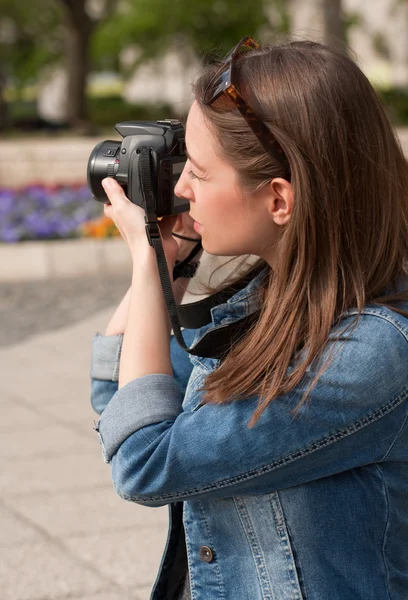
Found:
[117,0,408,111]
[290,0,408,86]
[122,45,200,116]
[38,0,408,122]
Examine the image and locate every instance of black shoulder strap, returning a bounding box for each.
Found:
[177,263,264,329]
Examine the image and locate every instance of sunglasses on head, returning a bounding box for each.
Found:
[203,35,290,175]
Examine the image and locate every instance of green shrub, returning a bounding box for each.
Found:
[6,95,179,134]
[87,95,177,127]
[7,89,408,132]
[378,87,408,126]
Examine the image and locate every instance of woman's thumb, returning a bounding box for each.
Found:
[102,178,126,204]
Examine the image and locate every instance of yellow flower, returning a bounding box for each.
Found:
[81,215,120,238]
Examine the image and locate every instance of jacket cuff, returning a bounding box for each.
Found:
[90,333,123,381]
[95,374,183,462]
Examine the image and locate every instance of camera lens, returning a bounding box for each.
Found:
[87,140,122,203]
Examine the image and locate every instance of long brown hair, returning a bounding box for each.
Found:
[192,40,408,426]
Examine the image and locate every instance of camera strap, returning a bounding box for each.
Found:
[137,146,261,360]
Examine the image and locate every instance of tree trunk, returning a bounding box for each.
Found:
[61,0,94,128]
[288,0,325,43]
[289,0,346,51]
[322,0,346,49]
[0,63,9,131]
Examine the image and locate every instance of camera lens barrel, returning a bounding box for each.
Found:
[87,140,121,203]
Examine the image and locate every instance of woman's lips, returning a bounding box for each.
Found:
[190,215,203,233]
[193,220,203,233]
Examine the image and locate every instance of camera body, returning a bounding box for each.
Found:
[87,120,189,216]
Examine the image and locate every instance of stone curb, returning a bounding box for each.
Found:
[0,238,132,282]
[0,237,251,293]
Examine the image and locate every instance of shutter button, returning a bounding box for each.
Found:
[199,546,214,563]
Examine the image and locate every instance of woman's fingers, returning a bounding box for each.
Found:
[102,178,126,220]
[102,178,128,205]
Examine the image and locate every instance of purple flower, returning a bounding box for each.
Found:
[2,225,22,243]
[0,184,102,242]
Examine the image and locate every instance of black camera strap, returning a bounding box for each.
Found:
[137,147,261,360]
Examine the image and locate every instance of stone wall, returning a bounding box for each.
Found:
[1,129,407,188]
[1,137,103,188]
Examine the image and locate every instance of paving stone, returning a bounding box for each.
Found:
[0,539,110,600]
[65,527,167,590]
[0,384,97,442]
[39,398,97,434]
[0,371,95,427]
[0,400,46,431]
[0,451,110,498]
[0,423,95,460]
[0,367,78,405]
[133,587,154,600]
[58,587,147,600]
[10,486,168,538]
[0,504,43,547]
[0,273,129,347]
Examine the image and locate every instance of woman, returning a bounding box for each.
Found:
[90,37,408,599]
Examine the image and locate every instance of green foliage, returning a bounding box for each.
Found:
[87,95,175,127]
[378,87,408,126]
[0,0,64,88]
[372,32,390,60]
[91,0,283,70]
[8,95,176,130]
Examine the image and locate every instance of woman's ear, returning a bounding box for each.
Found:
[267,178,294,226]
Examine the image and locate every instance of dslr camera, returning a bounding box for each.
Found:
[87,120,189,216]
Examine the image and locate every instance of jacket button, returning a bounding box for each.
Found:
[199,546,214,563]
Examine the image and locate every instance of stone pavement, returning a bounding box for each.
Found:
[0,306,168,600]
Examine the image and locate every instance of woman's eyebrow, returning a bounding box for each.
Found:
[185,147,206,172]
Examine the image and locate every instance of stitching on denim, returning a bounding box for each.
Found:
[112,336,123,381]
[189,356,219,373]
[197,500,226,599]
[343,308,408,342]
[277,495,308,600]
[269,493,304,599]
[380,403,408,461]
[373,464,392,600]
[183,503,197,600]
[189,356,211,371]
[226,290,260,307]
[233,497,274,599]
[96,430,109,464]
[184,369,206,396]
[119,387,408,504]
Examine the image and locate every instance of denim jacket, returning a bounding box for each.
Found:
[91,269,408,600]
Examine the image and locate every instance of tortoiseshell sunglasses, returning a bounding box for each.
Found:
[203,35,290,174]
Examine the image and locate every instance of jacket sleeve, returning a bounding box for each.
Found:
[90,329,197,415]
[95,312,408,507]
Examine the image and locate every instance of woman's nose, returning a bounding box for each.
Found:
[174,167,194,202]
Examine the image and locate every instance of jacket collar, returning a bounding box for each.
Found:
[210,269,408,328]
[210,267,269,327]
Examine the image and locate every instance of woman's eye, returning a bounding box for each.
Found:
[188,169,199,180]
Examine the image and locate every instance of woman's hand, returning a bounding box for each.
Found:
[102,178,179,271]
[171,211,202,263]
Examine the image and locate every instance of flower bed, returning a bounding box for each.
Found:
[0,183,119,243]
